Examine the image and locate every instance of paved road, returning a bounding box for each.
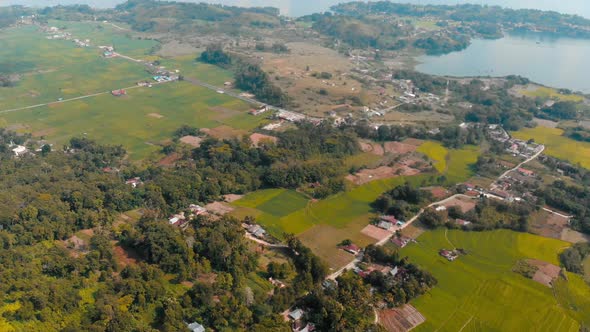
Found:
[497,145,545,181]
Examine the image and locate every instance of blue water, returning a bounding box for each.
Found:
[416,31,590,93]
[8,0,590,18]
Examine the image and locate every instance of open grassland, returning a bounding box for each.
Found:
[2,82,264,160]
[513,126,590,169]
[519,86,585,103]
[445,145,480,184]
[159,55,235,86]
[47,20,157,58]
[417,141,480,183]
[402,229,589,331]
[0,26,149,110]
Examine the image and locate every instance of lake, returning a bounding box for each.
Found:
[8,0,590,18]
[415,31,590,93]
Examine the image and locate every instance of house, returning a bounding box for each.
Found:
[391,236,411,248]
[189,204,207,216]
[294,323,316,332]
[341,244,361,255]
[12,145,27,157]
[517,168,535,177]
[377,221,393,231]
[247,224,266,238]
[439,249,458,261]
[288,308,305,321]
[380,215,397,224]
[125,177,142,188]
[111,89,126,96]
[168,213,186,226]
[435,205,447,212]
[269,277,286,288]
[390,266,399,277]
[249,105,269,116]
[455,219,471,226]
[396,220,405,227]
[463,183,476,191]
[187,322,205,332]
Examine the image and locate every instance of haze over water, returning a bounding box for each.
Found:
[7,0,590,18]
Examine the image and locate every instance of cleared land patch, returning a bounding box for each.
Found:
[378,305,426,332]
[441,196,476,213]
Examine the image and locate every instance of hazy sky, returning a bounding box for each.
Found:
[4,0,590,18]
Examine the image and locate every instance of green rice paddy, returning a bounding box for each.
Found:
[417,141,480,183]
[0,24,265,160]
[401,229,590,331]
[513,126,590,169]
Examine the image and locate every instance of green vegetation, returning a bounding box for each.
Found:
[402,229,589,331]
[2,82,260,160]
[418,141,448,173]
[520,86,584,103]
[445,145,480,183]
[513,126,590,169]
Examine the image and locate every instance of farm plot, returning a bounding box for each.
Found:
[0,26,149,110]
[378,305,426,332]
[513,126,590,169]
[2,82,263,160]
[401,229,589,332]
[417,141,480,183]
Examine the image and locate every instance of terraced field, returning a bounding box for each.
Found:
[401,229,590,331]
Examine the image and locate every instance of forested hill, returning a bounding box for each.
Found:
[332,2,590,37]
[114,0,281,32]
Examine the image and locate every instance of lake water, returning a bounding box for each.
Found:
[8,0,590,18]
[415,31,590,93]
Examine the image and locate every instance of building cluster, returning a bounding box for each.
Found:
[487,125,543,159]
[376,215,405,231]
[354,262,403,279]
[99,45,116,58]
[286,308,316,332]
[43,26,72,40]
[439,249,462,261]
[73,38,90,47]
[168,204,208,228]
[490,167,538,202]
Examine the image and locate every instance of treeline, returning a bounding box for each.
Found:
[113,0,280,33]
[297,245,436,331]
[0,5,32,28]
[418,197,533,232]
[413,34,470,55]
[373,183,433,220]
[535,180,590,234]
[305,13,405,50]
[559,243,590,274]
[200,44,289,107]
[331,2,590,38]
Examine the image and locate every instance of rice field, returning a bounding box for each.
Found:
[0,24,266,160]
[401,229,589,331]
[512,126,590,169]
[417,141,480,183]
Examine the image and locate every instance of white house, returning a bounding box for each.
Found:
[12,145,27,157]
